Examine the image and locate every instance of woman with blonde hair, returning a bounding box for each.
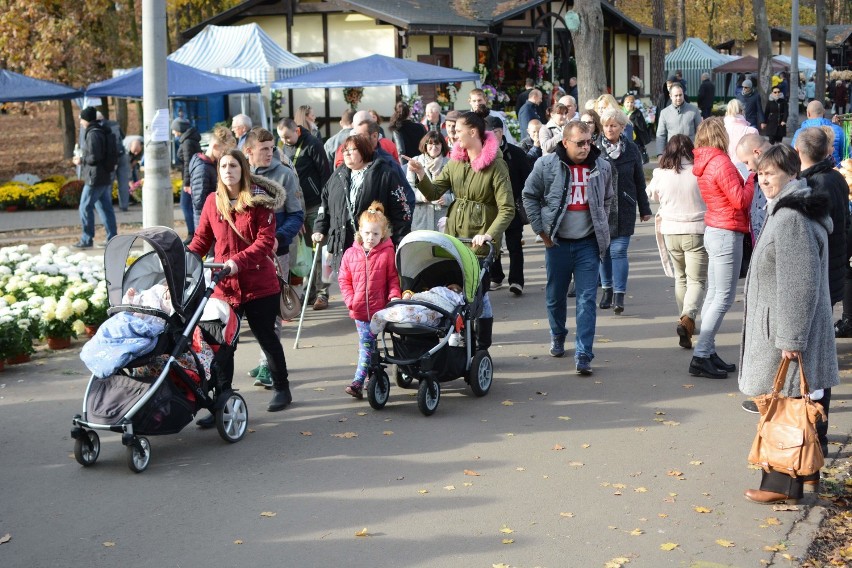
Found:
[723,99,758,168]
[295,104,320,141]
[596,93,633,140]
[188,149,293,414]
[689,117,754,379]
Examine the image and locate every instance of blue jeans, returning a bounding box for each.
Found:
[79,183,118,245]
[694,227,743,358]
[545,236,601,362]
[599,235,631,293]
[180,189,195,236]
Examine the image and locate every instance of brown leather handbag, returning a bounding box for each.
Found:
[747,357,826,477]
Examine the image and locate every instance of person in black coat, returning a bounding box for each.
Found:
[762,87,788,144]
[797,127,851,307]
[697,73,715,119]
[389,101,427,159]
[312,134,412,275]
[173,118,202,241]
[485,116,529,295]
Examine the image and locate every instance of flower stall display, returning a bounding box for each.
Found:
[0,243,107,357]
[343,87,364,110]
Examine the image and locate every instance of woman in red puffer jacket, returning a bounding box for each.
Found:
[689,117,755,380]
[338,202,402,399]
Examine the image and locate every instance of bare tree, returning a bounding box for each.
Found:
[676,0,686,47]
[752,0,773,109]
[815,0,827,107]
[651,0,666,111]
[573,0,608,103]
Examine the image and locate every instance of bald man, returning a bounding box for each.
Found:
[735,134,771,243]
[790,101,847,165]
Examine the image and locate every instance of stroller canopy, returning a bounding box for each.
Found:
[396,231,481,302]
[104,227,203,318]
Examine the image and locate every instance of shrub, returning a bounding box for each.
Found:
[59,180,85,207]
[27,181,62,209]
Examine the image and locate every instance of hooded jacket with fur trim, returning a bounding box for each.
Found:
[415,130,515,255]
[739,179,839,397]
[188,174,285,308]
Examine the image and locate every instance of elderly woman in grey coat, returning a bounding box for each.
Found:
[739,144,838,505]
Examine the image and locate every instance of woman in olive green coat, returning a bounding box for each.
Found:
[407,111,515,351]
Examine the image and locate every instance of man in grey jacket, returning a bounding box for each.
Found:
[522,121,613,375]
[655,84,702,156]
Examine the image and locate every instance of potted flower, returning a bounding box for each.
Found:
[343,87,364,110]
[40,296,85,349]
[0,301,35,364]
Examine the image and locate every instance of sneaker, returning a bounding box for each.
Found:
[95,241,110,249]
[248,364,263,378]
[508,283,523,296]
[567,281,576,298]
[535,235,543,243]
[490,281,503,291]
[345,382,364,399]
[253,365,272,388]
[576,355,593,375]
[741,400,759,414]
[72,240,93,249]
[549,334,566,358]
[835,317,852,338]
[313,296,329,311]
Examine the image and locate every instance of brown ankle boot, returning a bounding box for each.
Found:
[677,316,695,349]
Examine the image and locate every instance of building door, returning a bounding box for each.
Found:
[418,51,451,103]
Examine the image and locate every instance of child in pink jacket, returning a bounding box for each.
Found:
[338,201,402,398]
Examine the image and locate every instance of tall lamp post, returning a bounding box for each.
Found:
[787,0,801,134]
[141,0,173,229]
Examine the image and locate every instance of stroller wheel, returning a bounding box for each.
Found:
[367,371,390,410]
[417,380,441,416]
[394,365,415,389]
[468,350,493,397]
[217,393,248,443]
[126,437,151,473]
[73,430,100,467]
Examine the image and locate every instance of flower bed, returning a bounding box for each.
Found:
[0,243,107,362]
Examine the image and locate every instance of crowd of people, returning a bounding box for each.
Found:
[74,71,850,506]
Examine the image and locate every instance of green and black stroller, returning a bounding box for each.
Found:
[366,230,494,416]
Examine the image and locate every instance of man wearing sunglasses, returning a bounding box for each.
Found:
[522,120,614,375]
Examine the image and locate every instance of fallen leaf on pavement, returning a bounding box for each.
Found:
[332,432,358,438]
[383,431,393,436]
[234,539,243,544]
[444,485,455,491]
[716,539,735,547]
[772,504,799,512]
[260,512,277,517]
[694,507,712,513]
[463,482,473,487]
[500,527,514,534]
[568,461,584,467]
[502,539,514,544]
[299,431,312,436]
[630,528,643,536]
[552,444,565,450]
[765,517,781,525]
[581,443,591,449]
[604,557,630,568]
[559,512,574,518]
[356,412,367,416]
[558,416,571,420]
[355,528,369,537]
[660,542,678,551]
[667,470,683,477]
[516,467,526,471]
[0,534,10,545]
[682,384,695,388]
[464,469,481,476]
[689,460,703,465]
[655,411,666,415]
[612,483,626,489]
[418,489,429,494]
[662,421,680,427]
[634,487,648,493]
[103,541,115,547]
[502,400,514,406]
[313,387,325,391]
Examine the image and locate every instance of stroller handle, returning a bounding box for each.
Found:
[456,238,495,256]
[204,262,231,283]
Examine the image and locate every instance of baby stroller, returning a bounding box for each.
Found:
[367,230,494,416]
[71,227,246,473]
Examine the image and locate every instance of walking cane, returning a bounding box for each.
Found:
[293,242,321,349]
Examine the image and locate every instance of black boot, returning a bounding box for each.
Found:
[477,318,493,351]
[689,356,728,379]
[268,387,292,412]
[599,288,613,309]
[196,413,215,428]
[612,292,625,314]
[709,352,736,372]
[835,316,852,338]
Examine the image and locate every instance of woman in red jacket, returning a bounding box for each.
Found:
[337,202,401,399]
[690,117,755,379]
[188,149,293,415]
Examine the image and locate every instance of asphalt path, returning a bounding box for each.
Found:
[0,221,850,568]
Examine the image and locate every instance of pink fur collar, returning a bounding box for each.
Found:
[450,130,499,171]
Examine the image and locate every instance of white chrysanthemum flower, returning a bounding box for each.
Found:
[17,318,30,330]
[72,319,86,335]
[0,266,11,276]
[3,294,16,305]
[39,244,57,256]
[71,298,88,315]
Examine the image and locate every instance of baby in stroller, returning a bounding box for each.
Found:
[369,284,464,335]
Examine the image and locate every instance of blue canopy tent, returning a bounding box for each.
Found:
[86,60,262,133]
[270,54,481,89]
[85,60,260,98]
[0,69,82,102]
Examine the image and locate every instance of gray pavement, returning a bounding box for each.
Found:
[0,220,849,567]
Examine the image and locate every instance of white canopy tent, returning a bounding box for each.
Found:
[772,55,833,79]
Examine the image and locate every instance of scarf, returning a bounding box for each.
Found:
[600,135,624,160]
[348,162,371,219]
[423,153,444,179]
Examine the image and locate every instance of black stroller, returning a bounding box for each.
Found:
[366,231,495,416]
[71,227,246,473]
